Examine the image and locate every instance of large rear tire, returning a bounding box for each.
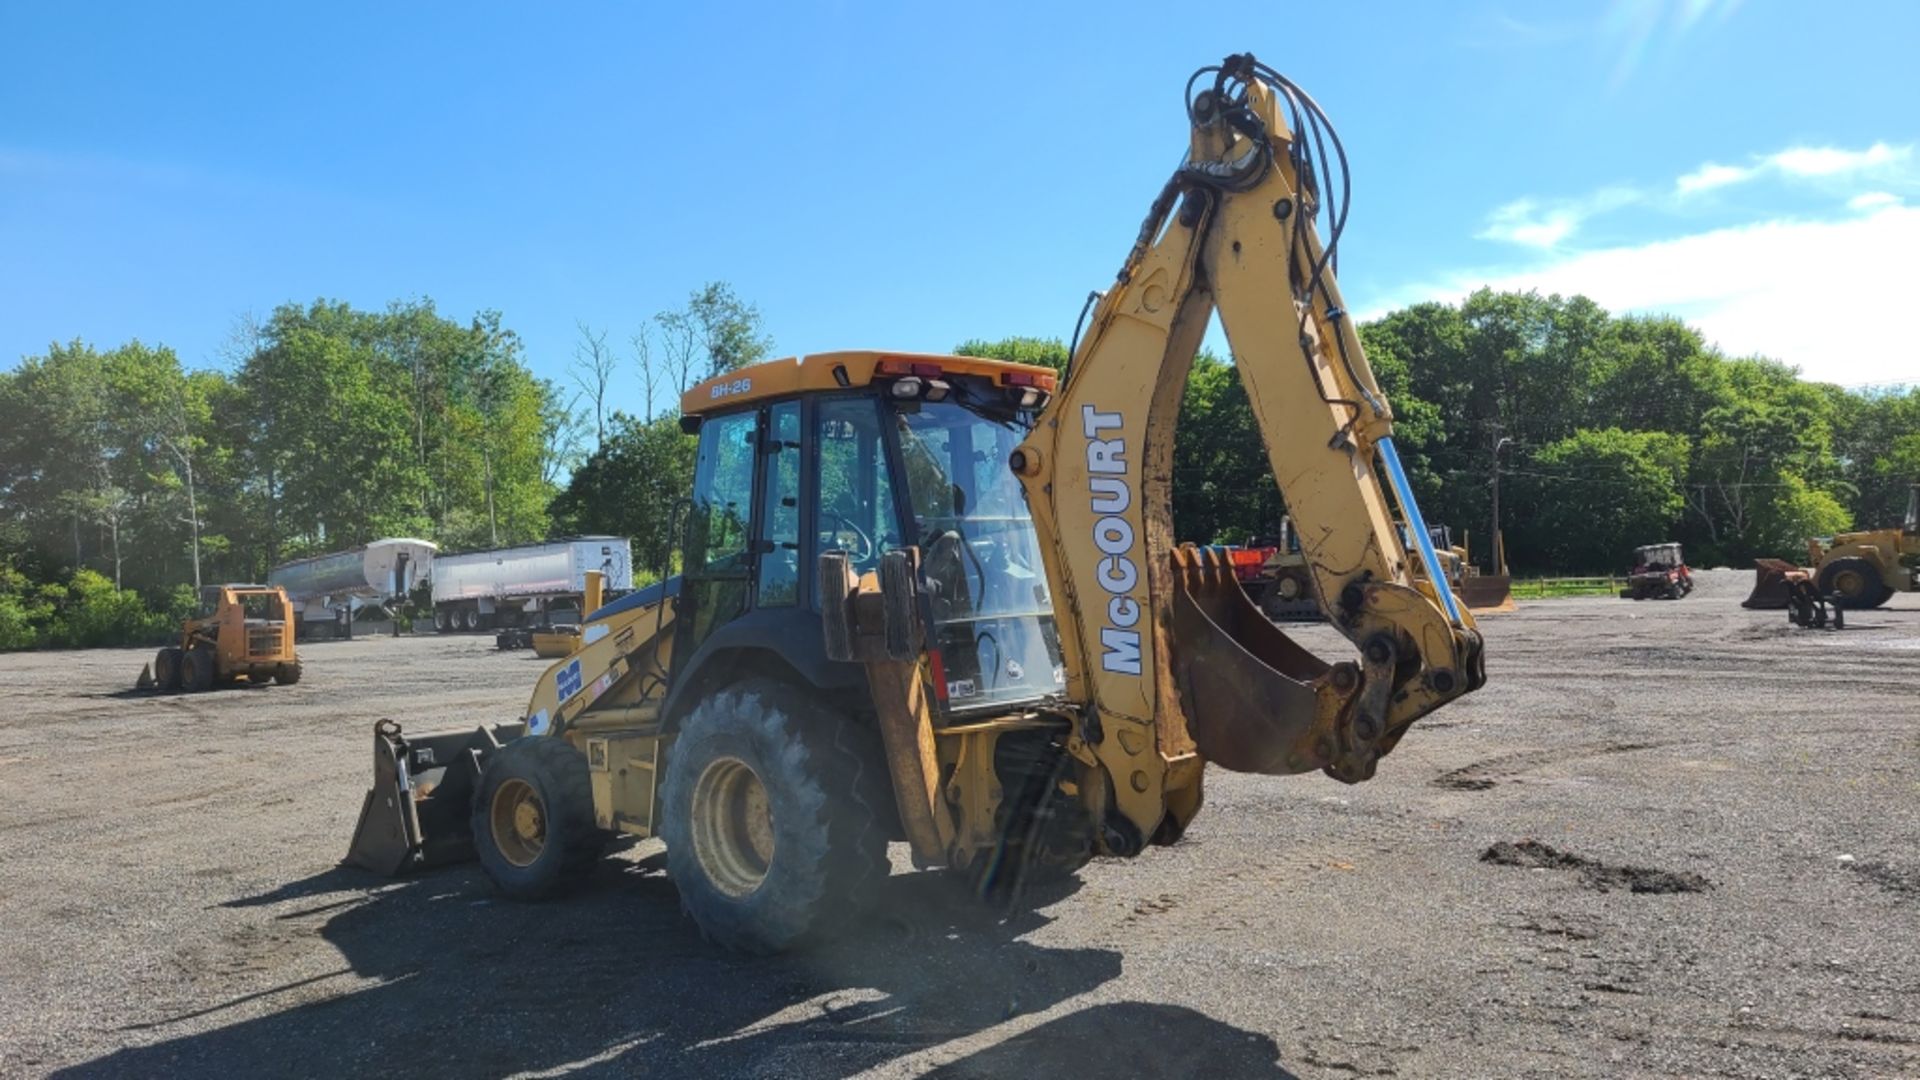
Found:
[659,679,888,954]
[472,736,604,900]
[1819,557,1888,609]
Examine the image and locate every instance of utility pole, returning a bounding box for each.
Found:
[1491,435,1514,575]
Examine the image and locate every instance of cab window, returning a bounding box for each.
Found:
[813,398,899,577]
[688,410,757,573]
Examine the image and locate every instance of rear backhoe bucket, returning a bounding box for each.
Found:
[1169,547,1363,778]
[1459,575,1515,614]
[1744,559,1809,609]
[345,718,525,876]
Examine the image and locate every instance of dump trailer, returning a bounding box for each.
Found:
[146,585,301,693]
[269,538,438,639]
[1746,485,1920,610]
[496,572,608,657]
[348,54,1485,954]
[431,537,633,632]
[1622,542,1694,600]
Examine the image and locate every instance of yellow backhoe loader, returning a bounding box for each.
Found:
[346,54,1486,953]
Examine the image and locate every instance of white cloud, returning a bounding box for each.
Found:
[1848,191,1900,211]
[1379,205,1920,386]
[1675,162,1755,195]
[1477,187,1640,249]
[1676,142,1912,196]
[1771,142,1908,177]
[1478,199,1576,248]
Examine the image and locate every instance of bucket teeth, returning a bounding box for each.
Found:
[135,664,155,691]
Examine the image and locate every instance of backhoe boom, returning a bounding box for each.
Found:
[1014,55,1485,845]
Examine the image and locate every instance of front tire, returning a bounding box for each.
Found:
[275,659,302,686]
[183,646,216,692]
[472,736,604,900]
[154,647,183,693]
[1819,557,1888,609]
[659,680,887,954]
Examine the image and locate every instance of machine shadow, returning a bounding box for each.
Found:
[927,1001,1300,1078]
[52,854,1297,1078]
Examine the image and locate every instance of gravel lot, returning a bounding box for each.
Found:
[2,569,1916,1078]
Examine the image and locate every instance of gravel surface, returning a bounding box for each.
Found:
[2,576,1916,1078]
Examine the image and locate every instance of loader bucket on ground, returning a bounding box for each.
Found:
[345,718,525,876]
[1459,575,1515,614]
[1168,546,1361,778]
[1744,559,1809,610]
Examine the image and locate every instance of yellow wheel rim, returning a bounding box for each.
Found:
[690,757,774,897]
[490,778,546,868]
[1834,570,1866,598]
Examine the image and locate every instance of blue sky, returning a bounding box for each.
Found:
[4,0,1916,420]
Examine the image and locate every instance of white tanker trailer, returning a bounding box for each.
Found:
[268,538,438,637]
[428,536,632,632]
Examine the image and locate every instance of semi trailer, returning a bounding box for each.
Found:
[430,537,633,632]
[268,538,438,639]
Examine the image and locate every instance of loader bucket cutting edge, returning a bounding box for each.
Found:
[344,719,525,876]
[1168,548,1354,777]
[1744,559,1809,610]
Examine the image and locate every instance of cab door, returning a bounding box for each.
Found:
[680,408,760,654]
[678,400,807,658]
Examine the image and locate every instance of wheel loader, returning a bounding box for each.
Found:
[1414,523,1514,613]
[1745,484,1919,610]
[346,54,1487,953]
[146,584,301,693]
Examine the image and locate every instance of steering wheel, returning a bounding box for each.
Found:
[821,511,875,564]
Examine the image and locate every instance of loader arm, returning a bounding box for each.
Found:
[1013,55,1485,842]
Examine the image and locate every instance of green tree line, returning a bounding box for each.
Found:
[960,289,1917,573]
[4,285,1913,649]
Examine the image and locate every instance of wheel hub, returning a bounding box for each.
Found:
[690,757,775,897]
[490,778,546,867]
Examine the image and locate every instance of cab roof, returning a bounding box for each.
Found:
[681,350,1059,417]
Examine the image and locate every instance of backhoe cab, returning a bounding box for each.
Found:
[348,54,1485,954]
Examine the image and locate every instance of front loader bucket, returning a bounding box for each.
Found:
[345,718,525,876]
[1169,547,1363,778]
[1459,574,1515,614]
[1744,559,1809,609]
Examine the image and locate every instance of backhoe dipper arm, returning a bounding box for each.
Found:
[1013,55,1485,843]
